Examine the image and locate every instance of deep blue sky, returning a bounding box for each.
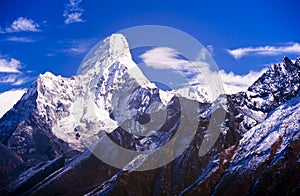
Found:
[0,0,300,92]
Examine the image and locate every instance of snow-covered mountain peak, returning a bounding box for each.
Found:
[228,56,300,129]
[78,34,131,76]
[282,55,292,64]
[269,56,298,74]
[108,34,131,58]
[39,71,55,78]
[247,56,299,98]
[76,33,154,91]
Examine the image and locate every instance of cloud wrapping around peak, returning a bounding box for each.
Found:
[139,47,211,85]
[64,0,85,24]
[217,69,267,94]
[1,17,40,33]
[140,47,266,94]
[228,43,300,59]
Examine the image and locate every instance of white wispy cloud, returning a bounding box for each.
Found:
[0,89,26,118]
[188,67,266,94]
[5,36,36,43]
[46,53,55,57]
[0,57,22,73]
[0,54,34,86]
[140,47,265,94]
[59,38,97,55]
[64,12,84,24]
[0,74,30,86]
[1,17,40,33]
[140,47,210,86]
[63,0,85,24]
[228,43,300,59]
[140,47,194,70]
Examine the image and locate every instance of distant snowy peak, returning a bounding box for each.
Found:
[171,85,209,103]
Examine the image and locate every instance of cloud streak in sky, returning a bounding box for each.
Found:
[64,0,85,24]
[1,17,40,33]
[0,74,30,86]
[59,38,97,55]
[5,36,36,43]
[0,54,33,86]
[227,43,300,59]
[140,47,193,70]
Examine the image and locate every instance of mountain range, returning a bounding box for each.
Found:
[0,34,299,195]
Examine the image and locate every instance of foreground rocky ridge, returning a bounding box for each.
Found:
[0,34,299,195]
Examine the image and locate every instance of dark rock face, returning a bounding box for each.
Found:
[25,144,119,196]
[2,155,65,195]
[0,83,71,170]
[0,80,76,191]
[93,102,246,196]
[0,82,38,144]
[108,95,182,152]
[210,138,300,196]
[0,143,24,188]
[0,57,300,195]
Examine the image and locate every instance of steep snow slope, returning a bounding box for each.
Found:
[0,89,26,118]
[182,91,300,195]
